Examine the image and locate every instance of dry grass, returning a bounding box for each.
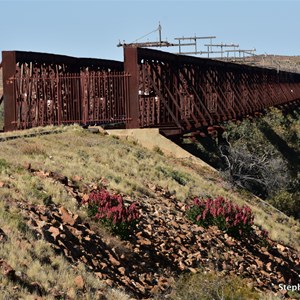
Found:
[169,270,260,300]
[0,125,299,250]
[0,195,108,298]
[0,124,299,299]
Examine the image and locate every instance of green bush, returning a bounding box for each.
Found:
[269,190,300,219]
[156,165,189,186]
[170,271,260,300]
[222,112,294,199]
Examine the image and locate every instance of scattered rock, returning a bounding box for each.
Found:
[118,267,126,275]
[72,175,82,182]
[277,244,286,253]
[0,259,15,278]
[11,174,300,300]
[59,207,76,226]
[74,275,85,290]
[49,171,68,185]
[108,253,120,267]
[0,228,8,242]
[48,226,60,240]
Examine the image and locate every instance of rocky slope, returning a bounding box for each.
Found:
[1,164,299,299]
[0,126,299,299]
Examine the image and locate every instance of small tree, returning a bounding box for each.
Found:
[219,144,289,199]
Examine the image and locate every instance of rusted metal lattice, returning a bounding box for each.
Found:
[124,47,300,135]
[2,48,300,134]
[2,51,130,131]
[12,71,130,129]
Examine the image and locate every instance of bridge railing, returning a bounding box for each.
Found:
[11,71,131,130]
[1,50,130,131]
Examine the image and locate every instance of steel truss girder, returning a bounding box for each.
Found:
[2,50,129,131]
[124,47,300,133]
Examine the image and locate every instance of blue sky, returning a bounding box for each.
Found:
[0,0,299,61]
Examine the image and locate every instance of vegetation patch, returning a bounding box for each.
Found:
[187,196,255,238]
[156,165,189,186]
[82,189,140,239]
[170,271,260,300]
[181,107,300,221]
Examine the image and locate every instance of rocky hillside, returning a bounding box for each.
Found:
[225,55,300,73]
[0,125,299,299]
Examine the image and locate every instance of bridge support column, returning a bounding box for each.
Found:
[2,51,17,131]
[124,47,140,129]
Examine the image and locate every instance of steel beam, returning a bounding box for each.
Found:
[2,51,17,131]
[124,47,140,128]
[127,47,300,134]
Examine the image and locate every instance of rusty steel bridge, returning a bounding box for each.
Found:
[1,47,300,136]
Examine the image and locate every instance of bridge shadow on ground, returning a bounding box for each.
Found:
[257,119,300,176]
[175,136,223,170]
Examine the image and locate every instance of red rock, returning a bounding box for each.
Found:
[279,288,288,295]
[139,238,151,246]
[82,194,89,204]
[48,226,60,239]
[72,175,82,182]
[150,285,160,294]
[0,260,15,277]
[92,259,98,268]
[178,261,186,270]
[135,282,146,293]
[274,257,282,264]
[157,277,170,291]
[105,279,113,286]
[255,259,264,269]
[59,207,76,226]
[265,262,272,272]
[277,244,286,253]
[223,253,230,260]
[100,262,107,270]
[277,276,285,283]
[238,265,244,273]
[66,225,81,237]
[188,267,197,273]
[95,272,104,279]
[74,275,85,289]
[108,253,120,266]
[35,220,46,229]
[256,278,264,287]
[191,225,205,233]
[174,236,182,243]
[169,220,179,229]
[225,239,235,246]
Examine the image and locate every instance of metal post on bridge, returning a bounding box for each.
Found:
[124,47,140,129]
[2,51,17,131]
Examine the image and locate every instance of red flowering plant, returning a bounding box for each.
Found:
[82,189,139,239]
[186,196,254,238]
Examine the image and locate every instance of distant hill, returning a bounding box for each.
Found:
[227,54,300,73]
